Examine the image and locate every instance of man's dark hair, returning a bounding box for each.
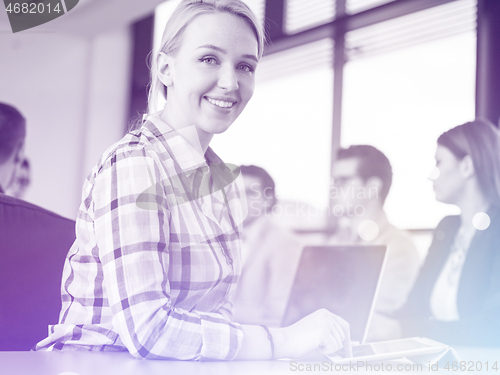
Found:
[0,103,26,164]
[240,165,277,208]
[337,145,393,204]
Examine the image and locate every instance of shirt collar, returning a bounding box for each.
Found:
[144,114,229,173]
[142,114,237,197]
[144,114,207,173]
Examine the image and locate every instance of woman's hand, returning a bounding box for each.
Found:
[271,308,352,359]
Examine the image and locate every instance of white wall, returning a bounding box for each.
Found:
[0,28,131,219]
[82,29,132,180]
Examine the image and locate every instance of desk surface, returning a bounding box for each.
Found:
[1,347,499,375]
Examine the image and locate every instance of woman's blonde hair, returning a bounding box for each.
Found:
[437,119,500,207]
[147,0,265,116]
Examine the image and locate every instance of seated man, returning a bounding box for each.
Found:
[328,145,420,341]
[0,103,26,195]
[232,165,303,327]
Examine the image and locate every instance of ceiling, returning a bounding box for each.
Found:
[0,0,166,35]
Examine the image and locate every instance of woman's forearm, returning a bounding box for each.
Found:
[234,309,352,360]
[234,325,277,360]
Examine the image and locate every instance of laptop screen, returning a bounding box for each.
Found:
[281,245,387,344]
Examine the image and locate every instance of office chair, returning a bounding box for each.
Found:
[0,194,75,350]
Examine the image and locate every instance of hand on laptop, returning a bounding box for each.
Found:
[271,308,352,359]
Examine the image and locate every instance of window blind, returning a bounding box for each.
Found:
[256,38,334,83]
[346,0,396,15]
[346,0,477,60]
[285,0,337,34]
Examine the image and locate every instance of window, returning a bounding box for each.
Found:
[211,39,334,214]
[152,0,480,230]
[346,0,396,14]
[285,0,336,34]
[341,0,477,229]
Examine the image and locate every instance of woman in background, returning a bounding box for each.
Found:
[35,0,351,360]
[398,119,500,346]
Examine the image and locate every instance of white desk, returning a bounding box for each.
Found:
[1,347,499,375]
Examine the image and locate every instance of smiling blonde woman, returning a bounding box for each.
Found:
[35,0,352,361]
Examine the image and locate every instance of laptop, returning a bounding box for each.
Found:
[281,245,387,345]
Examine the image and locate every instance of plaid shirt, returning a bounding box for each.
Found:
[35,116,246,360]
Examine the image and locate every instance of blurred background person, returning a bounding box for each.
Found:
[327,145,420,341]
[5,158,31,199]
[398,119,500,346]
[232,165,303,327]
[0,103,26,195]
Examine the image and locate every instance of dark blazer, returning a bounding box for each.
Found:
[0,193,76,350]
[398,206,500,346]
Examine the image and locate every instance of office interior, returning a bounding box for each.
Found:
[1,0,500,259]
